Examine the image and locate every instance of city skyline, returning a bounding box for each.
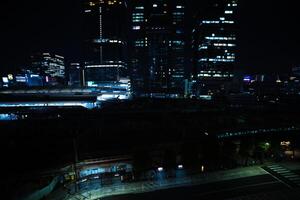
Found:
[2,1,300,199]
[0,0,299,75]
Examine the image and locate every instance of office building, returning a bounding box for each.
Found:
[82,0,128,87]
[192,0,238,95]
[1,69,44,88]
[84,62,126,86]
[129,0,189,97]
[31,53,65,86]
[68,63,82,87]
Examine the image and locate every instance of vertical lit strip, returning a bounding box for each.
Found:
[82,68,86,86]
[99,3,103,63]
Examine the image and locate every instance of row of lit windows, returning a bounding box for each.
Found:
[132,12,144,23]
[225,10,233,14]
[132,26,141,30]
[173,12,184,15]
[172,75,184,78]
[133,13,143,16]
[94,39,124,44]
[213,43,236,47]
[202,20,234,24]
[133,19,144,23]
[134,40,146,47]
[152,4,184,8]
[197,73,234,78]
[172,40,184,45]
[198,46,208,50]
[227,3,238,7]
[135,6,144,10]
[199,70,230,74]
[205,36,236,41]
[202,20,219,24]
[199,58,235,62]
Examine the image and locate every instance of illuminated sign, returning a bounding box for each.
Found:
[2,77,9,83]
[8,74,13,80]
[243,76,251,82]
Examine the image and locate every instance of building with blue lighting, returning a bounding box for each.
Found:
[1,70,44,88]
[0,85,132,111]
[192,0,238,96]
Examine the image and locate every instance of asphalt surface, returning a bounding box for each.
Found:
[103,174,290,200]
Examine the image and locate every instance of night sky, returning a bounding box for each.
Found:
[0,0,299,74]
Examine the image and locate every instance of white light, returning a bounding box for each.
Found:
[2,77,9,83]
[153,4,158,8]
[225,10,233,14]
[80,178,87,183]
[158,167,163,172]
[178,165,183,169]
[132,25,141,30]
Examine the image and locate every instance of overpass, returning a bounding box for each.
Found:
[217,126,300,139]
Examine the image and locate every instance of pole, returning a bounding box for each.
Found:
[73,135,79,193]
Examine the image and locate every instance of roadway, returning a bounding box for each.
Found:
[102,175,292,200]
[47,164,300,200]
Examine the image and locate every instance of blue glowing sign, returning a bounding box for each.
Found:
[243,76,251,82]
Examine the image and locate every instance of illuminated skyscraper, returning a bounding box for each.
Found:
[83,0,128,86]
[129,0,189,97]
[192,0,238,95]
[31,53,65,86]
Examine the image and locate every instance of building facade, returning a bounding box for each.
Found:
[31,53,65,86]
[68,63,82,87]
[1,69,45,88]
[192,0,238,96]
[129,0,189,97]
[82,0,128,86]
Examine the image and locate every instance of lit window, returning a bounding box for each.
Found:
[225,10,233,14]
[132,26,141,30]
[135,6,144,10]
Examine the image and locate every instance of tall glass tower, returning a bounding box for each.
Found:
[192,0,238,95]
[129,0,189,97]
[82,0,128,86]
